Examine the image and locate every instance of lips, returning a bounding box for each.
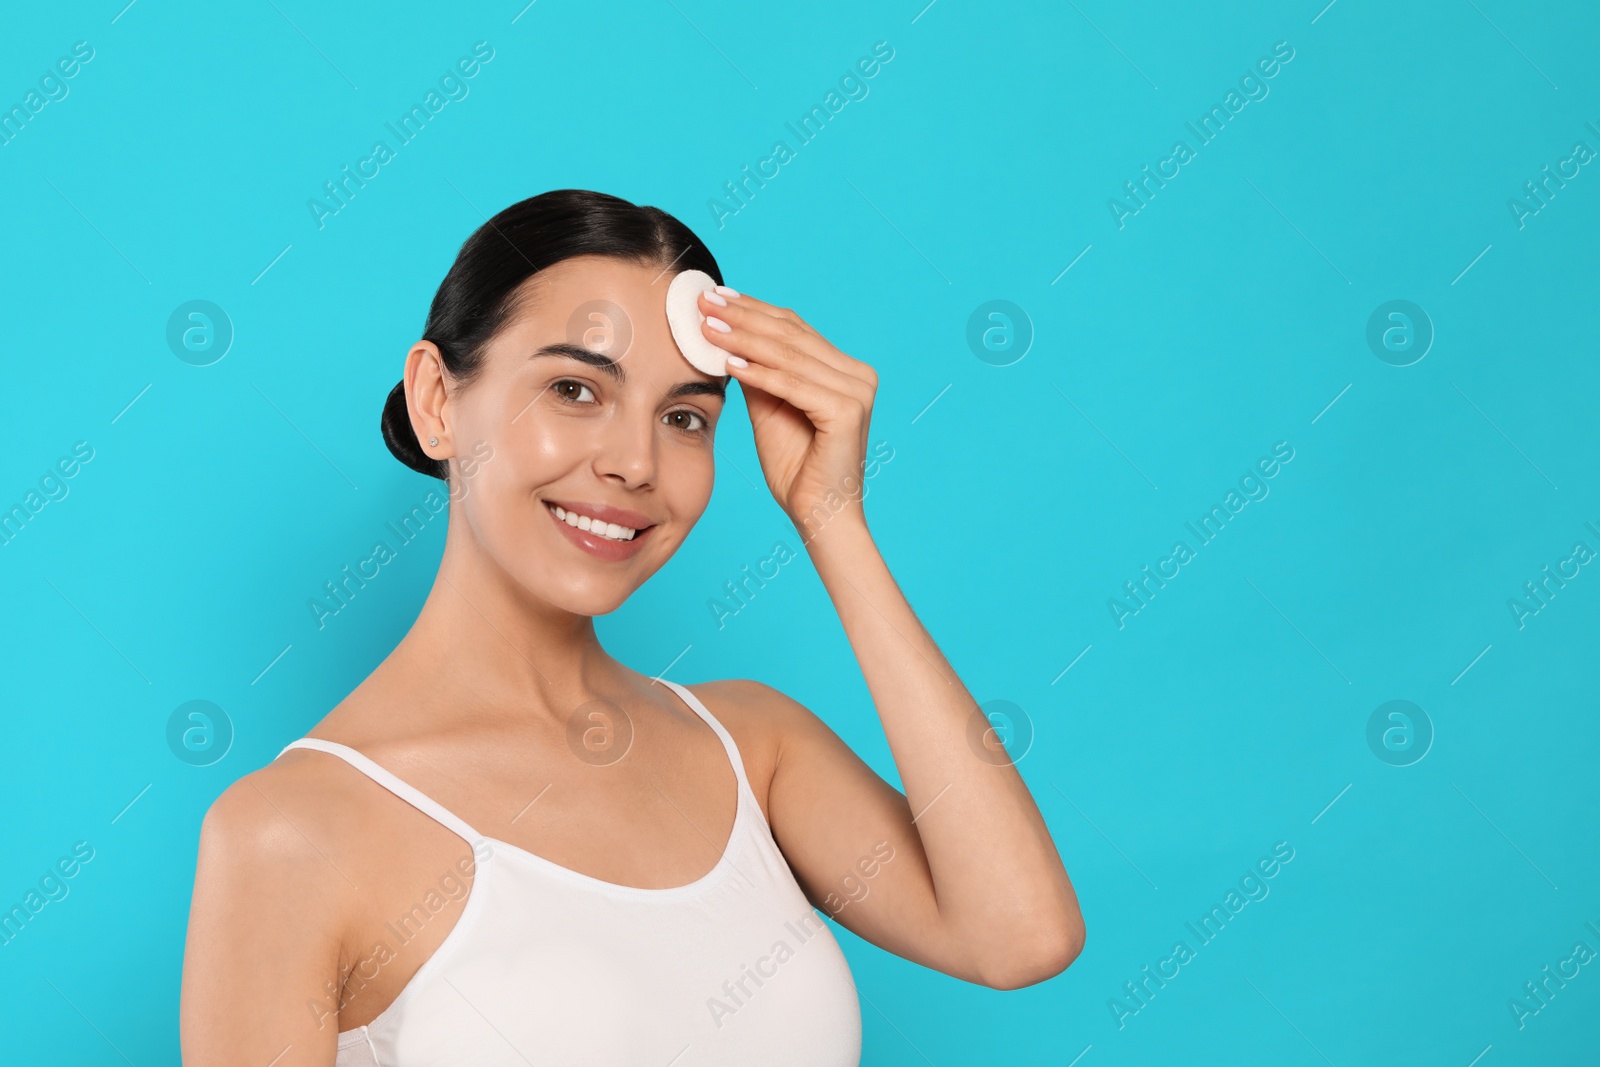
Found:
[541,498,657,533]
[540,497,661,562]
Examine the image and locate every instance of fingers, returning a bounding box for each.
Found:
[704,315,870,406]
[699,290,878,392]
[708,289,810,331]
[720,350,866,431]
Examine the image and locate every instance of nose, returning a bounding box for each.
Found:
[592,401,657,489]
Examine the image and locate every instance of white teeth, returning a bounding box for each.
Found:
[550,504,639,542]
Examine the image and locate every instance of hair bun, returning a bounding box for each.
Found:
[380,379,445,480]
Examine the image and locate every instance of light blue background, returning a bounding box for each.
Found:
[2,0,1597,1062]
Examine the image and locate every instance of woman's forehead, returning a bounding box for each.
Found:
[497,257,720,384]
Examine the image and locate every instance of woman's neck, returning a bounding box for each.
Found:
[329,547,643,743]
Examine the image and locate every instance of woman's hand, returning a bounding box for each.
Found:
[697,288,878,536]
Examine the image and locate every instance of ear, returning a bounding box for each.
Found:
[406,340,450,459]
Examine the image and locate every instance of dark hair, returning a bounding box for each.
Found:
[381,188,723,481]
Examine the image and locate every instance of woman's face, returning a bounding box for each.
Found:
[426,254,727,616]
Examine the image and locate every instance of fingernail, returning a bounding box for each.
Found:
[702,290,728,307]
[715,285,740,298]
[726,355,749,368]
[705,316,732,333]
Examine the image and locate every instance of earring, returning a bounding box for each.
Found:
[428,436,438,446]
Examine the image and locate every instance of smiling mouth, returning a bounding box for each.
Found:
[544,502,655,542]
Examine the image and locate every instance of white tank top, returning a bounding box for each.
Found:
[274,678,862,1065]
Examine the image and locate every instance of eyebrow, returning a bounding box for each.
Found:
[529,343,726,400]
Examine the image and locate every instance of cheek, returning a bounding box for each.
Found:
[455,429,561,526]
[491,407,592,477]
[668,449,717,517]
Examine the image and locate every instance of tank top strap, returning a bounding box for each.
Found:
[276,737,486,847]
[656,678,753,796]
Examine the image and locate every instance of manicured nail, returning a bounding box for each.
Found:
[715,285,740,297]
[705,316,732,333]
[702,290,728,307]
[726,355,749,368]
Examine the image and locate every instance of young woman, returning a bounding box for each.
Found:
[180,189,1084,1065]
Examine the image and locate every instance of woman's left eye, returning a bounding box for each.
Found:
[663,409,707,434]
[554,380,597,404]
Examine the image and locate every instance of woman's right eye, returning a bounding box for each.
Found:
[553,380,597,404]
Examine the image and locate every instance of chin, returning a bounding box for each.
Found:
[521,570,641,618]
[562,589,633,617]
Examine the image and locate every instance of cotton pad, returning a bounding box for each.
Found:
[665,269,730,376]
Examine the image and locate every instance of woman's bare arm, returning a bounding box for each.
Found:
[181,767,350,1065]
[702,534,1085,992]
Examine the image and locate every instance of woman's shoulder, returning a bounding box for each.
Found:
[673,677,849,779]
[195,739,381,914]
[673,676,791,738]
[681,677,838,734]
